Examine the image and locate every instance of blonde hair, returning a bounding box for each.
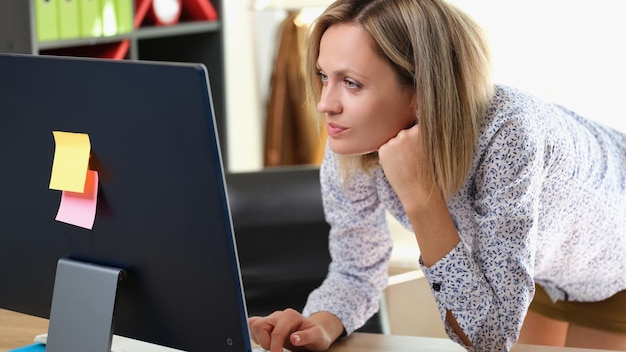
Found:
[305,0,494,199]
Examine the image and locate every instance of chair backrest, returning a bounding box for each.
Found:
[225,165,383,333]
[226,166,330,316]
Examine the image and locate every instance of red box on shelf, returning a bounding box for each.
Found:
[135,0,217,28]
[180,0,217,21]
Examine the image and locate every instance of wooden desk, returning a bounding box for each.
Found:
[330,332,614,351]
[0,308,614,352]
[1,309,48,352]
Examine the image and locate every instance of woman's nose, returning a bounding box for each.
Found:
[317,87,341,114]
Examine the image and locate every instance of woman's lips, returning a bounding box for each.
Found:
[327,122,347,137]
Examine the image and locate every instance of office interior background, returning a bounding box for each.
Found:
[2,0,625,341]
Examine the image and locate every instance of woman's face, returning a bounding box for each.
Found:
[317,23,416,156]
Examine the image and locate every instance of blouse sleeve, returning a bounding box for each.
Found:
[421,118,543,351]
[302,148,393,334]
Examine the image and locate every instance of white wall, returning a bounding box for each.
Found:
[450,0,626,131]
[222,1,264,172]
[224,1,626,171]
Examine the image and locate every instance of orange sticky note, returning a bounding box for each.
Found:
[50,131,91,193]
[55,170,99,230]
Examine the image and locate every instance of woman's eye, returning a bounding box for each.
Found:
[345,80,360,89]
[318,72,328,82]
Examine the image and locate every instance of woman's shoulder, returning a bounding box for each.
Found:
[480,84,561,137]
[471,85,558,170]
[487,84,551,120]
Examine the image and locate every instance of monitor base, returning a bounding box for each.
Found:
[46,258,125,352]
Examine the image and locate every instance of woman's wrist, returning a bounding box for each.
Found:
[309,311,346,343]
[407,190,460,267]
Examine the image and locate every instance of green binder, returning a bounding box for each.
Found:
[101,0,118,36]
[58,0,81,39]
[115,0,134,34]
[35,0,59,42]
[79,0,103,38]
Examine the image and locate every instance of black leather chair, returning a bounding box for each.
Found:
[225,166,382,333]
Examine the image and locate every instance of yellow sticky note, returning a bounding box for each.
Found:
[50,131,91,193]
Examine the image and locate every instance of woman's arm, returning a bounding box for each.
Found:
[303,146,393,336]
[379,121,541,350]
[378,125,471,346]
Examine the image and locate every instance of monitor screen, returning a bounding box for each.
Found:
[0,53,252,351]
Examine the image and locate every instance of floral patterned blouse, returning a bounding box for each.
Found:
[302,84,626,351]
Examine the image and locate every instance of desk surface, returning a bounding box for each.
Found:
[0,308,614,352]
[329,332,615,352]
[1,309,49,352]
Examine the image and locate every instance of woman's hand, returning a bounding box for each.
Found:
[248,309,344,352]
[378,124,431,211]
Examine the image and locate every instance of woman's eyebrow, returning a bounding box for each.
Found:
[316,63,368,81]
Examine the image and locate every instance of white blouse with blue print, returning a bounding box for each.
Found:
[302,84,626,351]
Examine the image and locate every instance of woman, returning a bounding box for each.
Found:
[248,0,626,351]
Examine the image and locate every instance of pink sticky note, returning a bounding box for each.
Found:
[55,170,99,230]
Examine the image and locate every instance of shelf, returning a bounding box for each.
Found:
[37,20,220,51]
[38,34,129,51]
[135,20,220,40]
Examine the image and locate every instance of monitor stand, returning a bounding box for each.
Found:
[46,258,126,352]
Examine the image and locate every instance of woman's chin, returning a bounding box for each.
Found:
[329,143,378,156]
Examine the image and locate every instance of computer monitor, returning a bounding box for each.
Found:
[0,53,253,351]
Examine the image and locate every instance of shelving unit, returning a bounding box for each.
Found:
[0,0,227,164]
